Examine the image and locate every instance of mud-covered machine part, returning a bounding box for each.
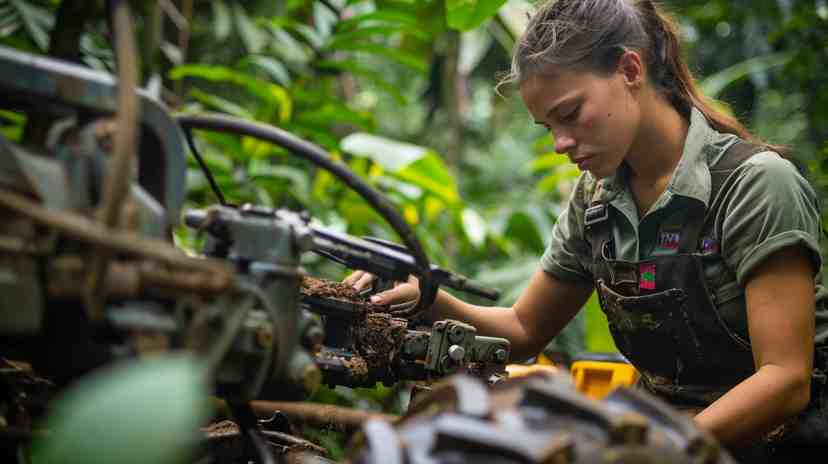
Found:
[353,371,737,464]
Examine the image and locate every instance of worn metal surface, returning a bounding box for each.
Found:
[0,45,187,223]
[354,372,737,464]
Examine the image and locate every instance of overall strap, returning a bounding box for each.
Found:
[705,141,769,226]
[584,183,611,263]
[678,143,765,252]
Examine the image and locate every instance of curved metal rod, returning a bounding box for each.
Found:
[175,113,437,311]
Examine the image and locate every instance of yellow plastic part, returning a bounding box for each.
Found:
[570,360,639,399]
[506,363,561,379]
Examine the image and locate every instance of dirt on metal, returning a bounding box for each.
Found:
[300,276,389,313]
[354,313,407,372]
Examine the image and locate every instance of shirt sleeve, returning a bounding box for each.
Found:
[540,173,595,284]
[719,152,823,285]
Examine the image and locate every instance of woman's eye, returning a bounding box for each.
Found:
[561,105,580,123]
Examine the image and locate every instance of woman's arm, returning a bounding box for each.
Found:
[431,268,594,361]
[347,268,594,362]
[694,245,816,446]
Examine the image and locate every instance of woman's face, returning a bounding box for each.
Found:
[520,65,640,179]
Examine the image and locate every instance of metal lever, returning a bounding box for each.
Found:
[361,237,501,301]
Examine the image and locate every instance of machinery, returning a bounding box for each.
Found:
[176,118,513,391]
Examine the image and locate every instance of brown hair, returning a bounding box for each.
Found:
[499,0,783,152]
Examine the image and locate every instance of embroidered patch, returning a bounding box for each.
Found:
[657,230,680,251]
[639,263,656,290]
[701,237,719,254]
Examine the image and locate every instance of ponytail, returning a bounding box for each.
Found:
[638,1,787,154]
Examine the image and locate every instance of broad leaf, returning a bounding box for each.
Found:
[395,153,460,206]
[446,0,507,32]
[341,133,428,171]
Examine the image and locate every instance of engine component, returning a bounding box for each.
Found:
[352,371,737,464]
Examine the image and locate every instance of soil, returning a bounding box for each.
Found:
[301,277,406,379]
[354,313,407,372]
[300,276,390,313]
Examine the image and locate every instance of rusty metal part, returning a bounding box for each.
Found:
[353,371,737,464]
[0,189,235,293]
[85,0,142,319]
[250,401,398,433]
[406,374,491,419]
[48,254,235,299]
[203,420,327,457]
[260,431,328,456]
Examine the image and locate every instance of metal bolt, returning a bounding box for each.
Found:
[448,325,465,343]
[305,326,325,347]
[448,344,465,361]
[493,348,508,363]
[256,327,274,348]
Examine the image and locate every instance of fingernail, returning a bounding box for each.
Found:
[370,295,382,304]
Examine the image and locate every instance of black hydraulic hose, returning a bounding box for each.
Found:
[229,402,276,464]
[175,113,437,310]
[183,128,227,205]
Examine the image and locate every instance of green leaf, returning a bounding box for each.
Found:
[531,153,569,171]
[30,355,210,464]
[340,133,428,171]
[297,104,375,131]
[211,0,231,41]
[395,152,460,205]
[316,59,407,104]
[244,55,291,85]
[188,88,253,119]
[326,25,429,50]
[461,207,487,246]
[169,65,292,121]
[323,41,427,73]
[249,161,311,203]
[700,52,793,98]
[266,22,312,63]
[504,210,545,254]
[232,3,266,54]
[9,0,54,50]
[337,10,424,32]
[446,0,507,32]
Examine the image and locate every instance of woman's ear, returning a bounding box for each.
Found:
[617,50,644,89]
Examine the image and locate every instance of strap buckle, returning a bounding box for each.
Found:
[584,203,609,228]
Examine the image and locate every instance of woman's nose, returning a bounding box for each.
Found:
[554,134,576,154]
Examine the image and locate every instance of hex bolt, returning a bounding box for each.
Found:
[448,326,465,344]
[493,348,508,363]
[256,327,274,348]
[448,344,465,361]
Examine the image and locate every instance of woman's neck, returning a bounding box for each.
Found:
[625,93,689,186]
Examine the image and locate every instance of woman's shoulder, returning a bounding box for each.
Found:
[730,148,813,192]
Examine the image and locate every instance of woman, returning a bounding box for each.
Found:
[346,0,828,458]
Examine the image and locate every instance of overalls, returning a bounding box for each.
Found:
[584,142,828,458]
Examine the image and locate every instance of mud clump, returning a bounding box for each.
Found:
[343,356,369,378]
[354,313,407,373]
[300,276,390,313]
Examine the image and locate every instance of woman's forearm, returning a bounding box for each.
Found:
[429,289,538,360]
[694,364,811,446]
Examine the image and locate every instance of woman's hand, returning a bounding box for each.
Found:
[343,270,421,312]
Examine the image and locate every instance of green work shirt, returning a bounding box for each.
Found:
[541,107,828,345]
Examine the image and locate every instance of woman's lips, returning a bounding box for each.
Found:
[572,156,592,170]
